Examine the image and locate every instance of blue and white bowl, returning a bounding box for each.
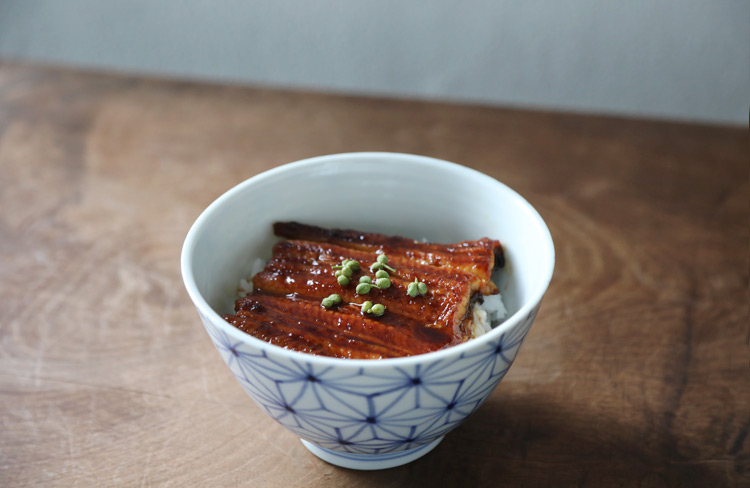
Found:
[181,152,554,470]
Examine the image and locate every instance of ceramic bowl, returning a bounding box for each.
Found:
[181,152,554,470]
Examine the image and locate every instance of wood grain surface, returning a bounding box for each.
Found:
[0,62,747,487]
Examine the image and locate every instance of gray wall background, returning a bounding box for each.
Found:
[0,1,747,125]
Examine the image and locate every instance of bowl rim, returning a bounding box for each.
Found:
[181,152,555,367]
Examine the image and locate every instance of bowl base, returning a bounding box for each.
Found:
[300,437,444,470]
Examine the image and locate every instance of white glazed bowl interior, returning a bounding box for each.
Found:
[181,152,554,469]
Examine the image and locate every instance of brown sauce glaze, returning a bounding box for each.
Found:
[252,240,475,331]
[273,221,503,294]
[228,293,461,359]
[222,223,504,359]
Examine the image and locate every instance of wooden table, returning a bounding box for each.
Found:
[1,62,747,487]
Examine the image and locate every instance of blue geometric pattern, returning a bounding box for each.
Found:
[201,306,538,455]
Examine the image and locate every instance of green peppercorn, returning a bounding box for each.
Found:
[361,301,373,314]
[375,269,389,279]
[359,276,372,284]
[374,254,396,272]
[370,303,386,316]
[407,282,419,297]
[337,275,350,286]
[417,282,428,295]
[356,283,371,295]
[376,277,391,289]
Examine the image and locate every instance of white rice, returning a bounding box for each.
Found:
[236,258,268,297]
[469,293,508,338]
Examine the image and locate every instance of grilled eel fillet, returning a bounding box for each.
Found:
[273,221,504,295]
[223,223,504,359]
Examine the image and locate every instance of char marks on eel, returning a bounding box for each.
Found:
[223,222,505,359]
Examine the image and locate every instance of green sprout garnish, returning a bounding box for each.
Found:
[375,277,391,289]
[332,258,360,287]
[334,259,360,271]
[357,280,390,294]
[322,255,392,314]
[370,304,386,316]
[341,266,353,278]
[355,271,391,294]
[321,294,342,308]
[407,277,428,297]
[355,300,385,316]
[356,283,371,294]
[407,282,417,297]
[370,254,396,273]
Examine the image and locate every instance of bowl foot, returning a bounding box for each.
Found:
[300,437,444,470]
